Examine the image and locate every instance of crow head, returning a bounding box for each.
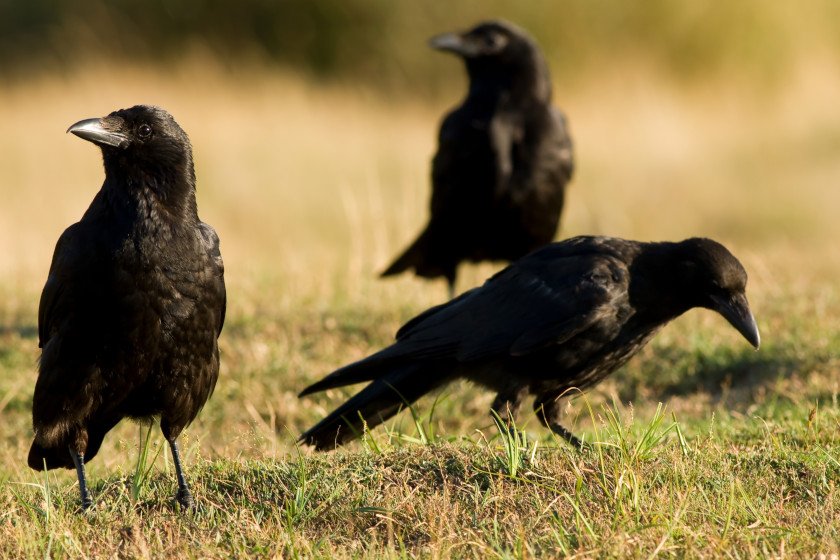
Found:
[675,238,760,349]
[430,20,550,101]
[68,105,195,207]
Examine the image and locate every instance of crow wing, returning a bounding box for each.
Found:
[392,248,629,361]
[429,108,497,220]
[38,223,94,350]
[303,240,631,396]
[198,221,226,335]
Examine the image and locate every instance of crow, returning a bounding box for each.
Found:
[302,236,760,450]
[382,20,574,298]
[28,106,226,510]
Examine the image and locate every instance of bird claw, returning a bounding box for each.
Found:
[570,437,592,453]
[175,488,194,510]
[79,497,93,512]
[547,422,589,451]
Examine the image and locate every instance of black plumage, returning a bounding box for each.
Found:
[28,105,226,509]
[302,236,760,450]
[382,20,574,297]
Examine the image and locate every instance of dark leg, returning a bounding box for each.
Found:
[445,269,457,300]
[534,395,586,450]
[490,387,528,428]
[168,439,194,509]
[545,422,585,449]
[69,446,93,510]
[446,279,456,300]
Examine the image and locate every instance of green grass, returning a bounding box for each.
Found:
[1,402,837,557]
[1,61,839,557]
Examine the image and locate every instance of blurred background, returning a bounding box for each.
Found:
[3,1,840,89]
[0,1,838,463]
[1,1,839,290]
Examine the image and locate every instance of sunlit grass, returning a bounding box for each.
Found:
[0,60,839,557]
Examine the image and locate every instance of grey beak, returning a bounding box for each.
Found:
[710,293,761,349]
[67,118,130,149]
[429,32,478,56]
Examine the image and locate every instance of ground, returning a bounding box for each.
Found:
[0,61,838,558]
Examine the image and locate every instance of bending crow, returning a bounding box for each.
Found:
[303,236,759,449]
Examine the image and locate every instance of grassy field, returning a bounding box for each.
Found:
[0,60,839,557]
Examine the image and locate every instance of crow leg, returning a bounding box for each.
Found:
[69,446,93,510]
[161,419,194,508]
[444,268,457,300]
[167,439,194,509]
[534,395,585,449]
[490,387,528,429]
[547,423,585,449]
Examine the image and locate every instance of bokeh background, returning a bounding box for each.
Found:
[1,0,838,487]
[2,1,839,289]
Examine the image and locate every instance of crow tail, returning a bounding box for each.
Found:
[27,441,74,470]
[299,364,447,450]
[381,232,427,278]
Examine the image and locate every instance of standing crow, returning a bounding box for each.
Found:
[302,236,760,450]
[382,20,574,298]
[28,106,226,510]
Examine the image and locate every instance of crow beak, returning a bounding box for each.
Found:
[67,117,130,149]
[710,293,761,349]
[429,32,480,57]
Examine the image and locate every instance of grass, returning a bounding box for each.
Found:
[0,59,839,557]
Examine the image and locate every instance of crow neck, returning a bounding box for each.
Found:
[627,242,697,324]
[102,157,199,230]
[465,55,552,109]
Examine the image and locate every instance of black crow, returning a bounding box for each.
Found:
[382,20,574,298]
[302,236,760,450]
[28,106,226,510]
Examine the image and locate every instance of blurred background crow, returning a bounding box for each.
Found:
[382,20,574,298]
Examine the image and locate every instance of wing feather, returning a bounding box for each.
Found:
[391,244,630,362]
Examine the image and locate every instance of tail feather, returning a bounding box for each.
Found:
[28,442,74,470]
[381,233,426,278]
[299,348,406,397]
[299,365,447,450]
[28,415,120,471]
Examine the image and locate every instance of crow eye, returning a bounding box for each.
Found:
[138,124,152,138]
[485,32,506,48]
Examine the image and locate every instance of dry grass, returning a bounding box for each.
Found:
[0,59,839,557]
